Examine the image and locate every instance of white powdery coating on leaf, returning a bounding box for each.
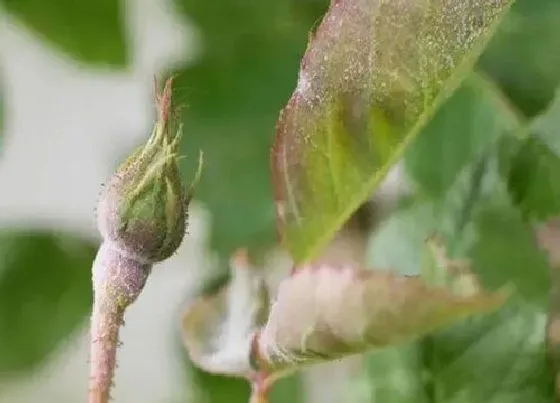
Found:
[272,0,513,240]
[257,264,507,373]
[257,266,369,367]
[181,254,269,378]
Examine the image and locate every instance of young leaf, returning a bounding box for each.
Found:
[272,0,514,263]
[181,249,269,379]
[254,264,507,377]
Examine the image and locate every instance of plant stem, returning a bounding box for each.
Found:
[249,383,269,403]
[88,242,151,403]
[89,301,123,403]
[248,370,271,403]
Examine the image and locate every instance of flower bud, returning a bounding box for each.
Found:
[97,77,202,263]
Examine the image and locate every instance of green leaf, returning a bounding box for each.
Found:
[502,136,560,221]
[357,344,427,403]
[468,190,551,306]
[369,160,550,306]
[268,375,303,403]
[367,201,435,277]
[533,89,560,154]
[361,303,554,403]
[500,88,560,221]
[420,303,553,402]
[404,73,519,197]
[177,119,277,262]
[1,0,128,66]
[187,368,251,403]
[173,0,327,261]
[366,202,553,403]
[0,230,96,375]
[479,0,560,116]
[271,0,514,263]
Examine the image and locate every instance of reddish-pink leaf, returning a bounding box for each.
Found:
[254,264,509,376]
[271,0,513,263]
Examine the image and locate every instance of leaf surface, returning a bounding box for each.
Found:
[272,0,514,262]
[255,263,507,376]
[181,250,269,379]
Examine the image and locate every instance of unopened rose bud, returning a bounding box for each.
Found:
[97,77,202,263]
[89,77,203,403]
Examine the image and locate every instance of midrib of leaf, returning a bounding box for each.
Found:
[279,125,303,227]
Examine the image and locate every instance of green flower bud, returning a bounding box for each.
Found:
[97,77,202,263]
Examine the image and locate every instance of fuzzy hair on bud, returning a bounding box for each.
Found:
[96,77,202,263]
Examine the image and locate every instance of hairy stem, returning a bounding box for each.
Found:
[249,373,270,403]
[88,242,151,403]
[89,301,123,403]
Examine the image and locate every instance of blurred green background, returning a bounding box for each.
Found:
[0,0,559,402]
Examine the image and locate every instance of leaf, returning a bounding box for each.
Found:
[272,0,514,263]
[533,88,560,154]
[501,89,560,221]
[420,303,553,402]
[1,0,128,66]
[186,360,252,403]
[404,73,519,197]
[181,250,302,403]
[366,202,553,403]
[173,0,328,261]
[369,161,551,306]
[357,343,427,403]
[502,136,560,221]
[254,264,507,377]
[468,191,551,306]
[367,201,436,277]
[363,303,553,403]
[181,250,269,379]
[0,230,96,375]
[479,0,560,116]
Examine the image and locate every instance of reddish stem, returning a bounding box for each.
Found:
[88,243,151,403]
[88,302,123,403]
[249,371,270,403]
